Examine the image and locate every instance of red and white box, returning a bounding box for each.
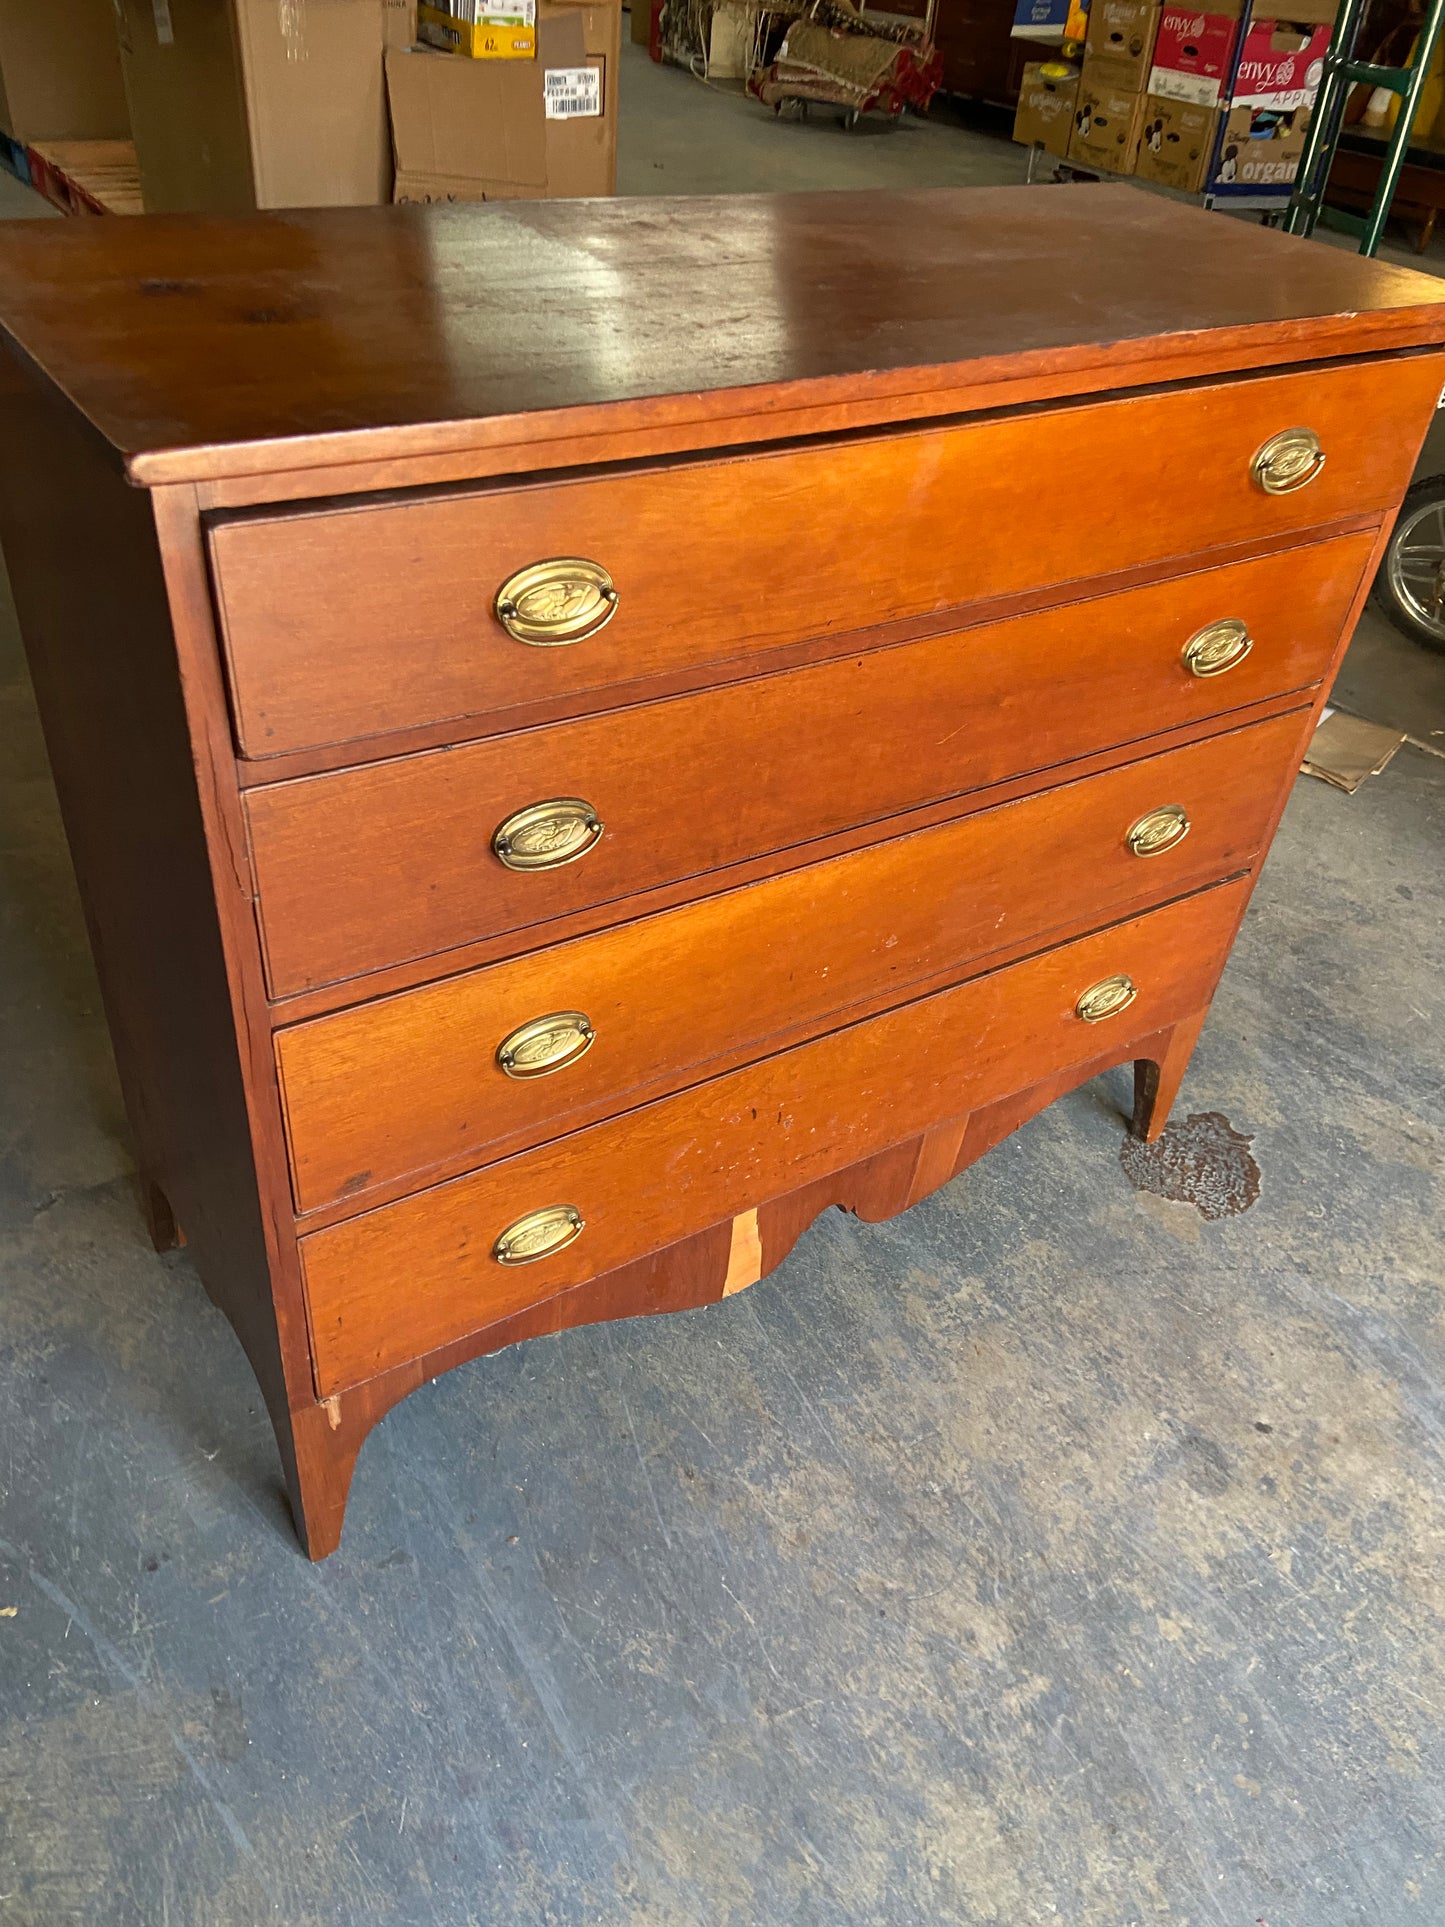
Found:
[1231,17,1331,109]
[1149,8,1243,105]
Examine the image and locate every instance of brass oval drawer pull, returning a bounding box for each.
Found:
[1127,804,1191,858]
[495,558,618,646]
[493,797,603,871]
[1251,426,1325,496]
[1182,617,1252,678]
[1076,974,1138,1023]
[497,1010,595,1080]
[493,1204,585,1266]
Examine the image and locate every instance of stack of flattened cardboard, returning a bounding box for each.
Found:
[387,0,619,202]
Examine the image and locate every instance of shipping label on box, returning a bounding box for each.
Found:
[1231,17,1330,108]
[1148,8,1241,104]
[543,64,600,114]
[1013,63,1079,152]
[419,0,537,57]
[1135,92,1218,187]
[1067,79,1145,169]
[1084,0,1159,89]
[1213,101,1309,185]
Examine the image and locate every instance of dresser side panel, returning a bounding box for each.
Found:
[0,359,297,1428]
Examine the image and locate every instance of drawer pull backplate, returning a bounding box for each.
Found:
[1127,805,1191,858]
[497,1011,595,1080]
[493,1204,585,1265]
[1076,974,1138,1023]
[1182,617,1252,678]
[1251,426,1325,496]
[495,558,618,645]
[493,797,604,871]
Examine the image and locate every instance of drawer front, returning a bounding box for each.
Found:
[301,877,1251,1395]
[278,711,1308,1216]
[210,355,1440,759]
[248,532,1370,995]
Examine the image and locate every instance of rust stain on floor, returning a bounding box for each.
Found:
[1120,1111,1261,1221]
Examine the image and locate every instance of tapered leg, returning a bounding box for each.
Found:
[273,1396,373,1562]
[1132,1006,1210,1143]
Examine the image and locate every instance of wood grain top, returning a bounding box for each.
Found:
[1,186,1443,486]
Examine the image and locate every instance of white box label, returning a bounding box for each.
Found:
[544,67,602,118]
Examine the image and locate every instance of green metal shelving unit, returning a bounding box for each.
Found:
[1286,0,1445,253]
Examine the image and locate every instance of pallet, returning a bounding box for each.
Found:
[26,140,143,216]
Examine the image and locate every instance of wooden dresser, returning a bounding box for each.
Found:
[2,189,1442,1559]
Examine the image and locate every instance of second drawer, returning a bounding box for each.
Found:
[247,531,1371,996]
[276,709,1308,1216]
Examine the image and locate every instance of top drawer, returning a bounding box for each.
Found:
[208,354,1442,761]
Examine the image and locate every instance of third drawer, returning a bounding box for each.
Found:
[276,708,1309,1217]
[247,531,1371,997]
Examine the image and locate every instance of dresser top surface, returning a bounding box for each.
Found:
[2,185,1443,487]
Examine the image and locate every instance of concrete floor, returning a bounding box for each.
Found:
[5,66,1445,1927]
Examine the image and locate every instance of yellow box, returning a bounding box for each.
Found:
[418,0,537,57]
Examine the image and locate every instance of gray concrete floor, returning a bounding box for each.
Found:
[4,72,1445,1927]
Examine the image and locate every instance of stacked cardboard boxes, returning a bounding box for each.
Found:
[388,0,619,201]
[1013,61,1080,156]
[1214,0,1332,189]
[1039,0,1332,196]
[1064,0,1158,172]
[96,0,615,211]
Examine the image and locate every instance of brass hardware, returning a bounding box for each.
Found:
[493,797,603,871]
[1182,617,1252,678]
[1251,426,1325,496]
[497,1011,595,1080]
[1126,804,1191,858]
[495,559,618,646]
[493,1204,585,1266]
[1076,974,1138,1023]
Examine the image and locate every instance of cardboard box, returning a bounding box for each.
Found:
[115,0,392,210]
[1259,0,1335,22]
[1067,78,1145,169]
[0,0,129,143]
[1135,92,1217,187]
[1214,100,1310,185]
[1083,0,1159,89]
[1013,62,1080,152]
[1148,7,1242,105]
[1231,15,1330,108]
[630,0,651,41]
[386,0,420,46]
[388,2,618,201]
[419,0,537,58]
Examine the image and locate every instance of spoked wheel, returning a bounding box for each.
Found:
[1373,475,1445,655]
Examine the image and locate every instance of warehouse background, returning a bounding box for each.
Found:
[1,6,1444,1925]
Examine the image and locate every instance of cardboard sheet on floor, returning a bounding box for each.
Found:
[1302,708,1406,793]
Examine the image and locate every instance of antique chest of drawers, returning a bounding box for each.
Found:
[2,188,1443,1557]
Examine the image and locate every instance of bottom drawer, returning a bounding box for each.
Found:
[302,876,1251,1395]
